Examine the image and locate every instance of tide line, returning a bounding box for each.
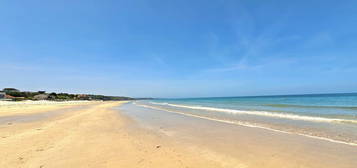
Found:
[136,103,357,147]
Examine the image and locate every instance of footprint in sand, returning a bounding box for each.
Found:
[36,148,44,152]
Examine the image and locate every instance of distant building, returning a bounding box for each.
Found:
[5,95,15,99]
[33,94,49,100]
[77,94,90,100]
[0,92,5,99]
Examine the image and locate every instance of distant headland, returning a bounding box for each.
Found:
[0,88,144,101]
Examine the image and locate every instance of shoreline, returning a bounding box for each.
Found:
[1,101,356,168]
[137,103,357,146]
[119,102,357,168]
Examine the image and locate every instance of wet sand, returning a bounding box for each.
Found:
[119,103,357,168]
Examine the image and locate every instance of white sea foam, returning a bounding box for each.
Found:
[136,103,357,147]
[149,102,357,124]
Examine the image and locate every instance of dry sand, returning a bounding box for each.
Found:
[0,101,224,168]
[0,100,94,117]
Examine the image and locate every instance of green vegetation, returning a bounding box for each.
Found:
[1,88,134,101]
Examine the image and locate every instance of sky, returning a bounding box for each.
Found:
[1,0,357,98]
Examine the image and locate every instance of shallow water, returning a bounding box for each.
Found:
[116,103,357,168]
[135,93,357,145]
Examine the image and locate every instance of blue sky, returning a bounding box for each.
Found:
[1,0,357,98]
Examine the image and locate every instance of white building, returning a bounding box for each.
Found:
[0,92,5,99]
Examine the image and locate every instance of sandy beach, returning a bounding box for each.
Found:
[0,101,222,168]
[2,0,356,167]
[1,100,356,168]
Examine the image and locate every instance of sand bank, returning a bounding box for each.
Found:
[0,101,223,168]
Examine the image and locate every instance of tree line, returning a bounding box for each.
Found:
[1,88,134,101]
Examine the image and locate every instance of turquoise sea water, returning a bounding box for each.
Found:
[134,93,357,145]
[152,93,357,119]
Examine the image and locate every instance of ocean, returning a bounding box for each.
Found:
[133,93,357,146]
